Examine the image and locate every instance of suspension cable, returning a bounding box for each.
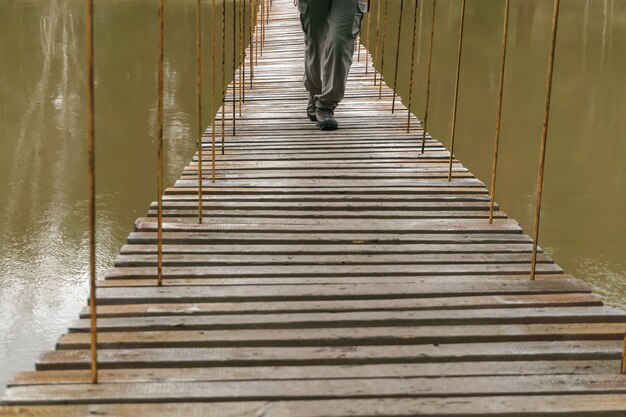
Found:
[407,0,421,132]
[489,0,511,224]
[373,0,381,85]
[240,0,245,113]
[221,0,226,155]
[531,0,561,280]
[421,0,437,155]
[365,11,371,75]
[157,0,165,283]
[232,0,237,135]
[378,0,389,99]
[196,0,204,223]
[447,0,467,182]
[391,0,405,113]
[211,0,217,184]
[85,0,98,384]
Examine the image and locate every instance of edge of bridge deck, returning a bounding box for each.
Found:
[2,0,625,414]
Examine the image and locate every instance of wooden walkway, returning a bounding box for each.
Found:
[2,0,626,414]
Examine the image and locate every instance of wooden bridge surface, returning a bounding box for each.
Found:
[2,0,626,414]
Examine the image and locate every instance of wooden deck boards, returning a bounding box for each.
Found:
[2,0,625,414]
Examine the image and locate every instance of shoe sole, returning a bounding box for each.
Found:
[318,122,338,131]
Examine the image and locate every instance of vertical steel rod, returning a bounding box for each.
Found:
[407,0,421,132]
[85,0,98,384]
[365,11,371,74]
[447,0,467,182]
[621,333,626,374]
[489,0,511,224]
[374,0,381,85]
[238,0,246,117]
[255,0,259,65]
[221,0,226,155]
[249,0,254,86]
[157,0,165,284]
[357,34,361,63]
[260,0,264,56]
[378,0,389,99]
[391,0,405,113]
[531,0,560,280]
[232,0,237,136]
[196,0,204,223]
[421,0,437,155]
[241,0,246,107]
[211,0,217,183]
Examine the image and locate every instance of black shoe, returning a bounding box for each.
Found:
[316,108,338,131]
[307,97,317,121]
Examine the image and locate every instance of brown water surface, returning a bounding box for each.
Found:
[0,0,624,391]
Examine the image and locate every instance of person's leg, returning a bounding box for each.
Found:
[316,0,363,110]
[298,0,331,101]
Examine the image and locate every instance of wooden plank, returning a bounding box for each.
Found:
[79,293,603,319]
[5,374,626,405]
[3,395,626,416]
[10,360,620,386]
[56,323,626,350]
[67,306,626,333]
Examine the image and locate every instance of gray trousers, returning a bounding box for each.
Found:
[297,0,365,109]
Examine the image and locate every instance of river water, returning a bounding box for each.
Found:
[0,0,624,391]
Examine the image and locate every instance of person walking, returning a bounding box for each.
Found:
[296,0,369,130]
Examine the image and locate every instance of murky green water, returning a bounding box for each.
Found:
[364,0,624,300]
[0,0,624,391]
[0,0,254,390]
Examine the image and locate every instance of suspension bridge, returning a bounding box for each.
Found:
[1,0,626,414]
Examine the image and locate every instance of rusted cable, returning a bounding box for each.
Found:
[378,0,389,99]
[391,0,404,112]
[447,0,467,182]
[421,0,437,155]
[621,333,626,374]
[221,0,226,155]
[374,0,381,85]
[489,0,511,224]
[211,0,217,183]
[238,0,246,117]
[531,0,560,280]
[196,0,204,223]
[233,0,237,136]
[157,0,165,282]
[407,0,421,132]
[85,0,98,384]
[365,12,371,74]
[249,1,251,89]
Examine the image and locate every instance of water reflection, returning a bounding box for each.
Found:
[0,0,245,390]
[366,0,625,306]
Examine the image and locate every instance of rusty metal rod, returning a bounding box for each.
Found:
[221,0,226,155]
[407,0,421,132]
[391,0,405,113]
[421,0,437,155]
[211,0,216,184]
[232,0,237,136]
[157,0,165,283]
[365,11,371,74]
[447,0,467,182]
[241,0,246,109]
[196,0,204,223]
[378,0,389,99]
[238,0,246,117]
[622,332,626,374]
[85,0,98,384]
[489,0,511,224]
[249,0,254,86]
[531,0,560,280]
[374,0,381,85]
